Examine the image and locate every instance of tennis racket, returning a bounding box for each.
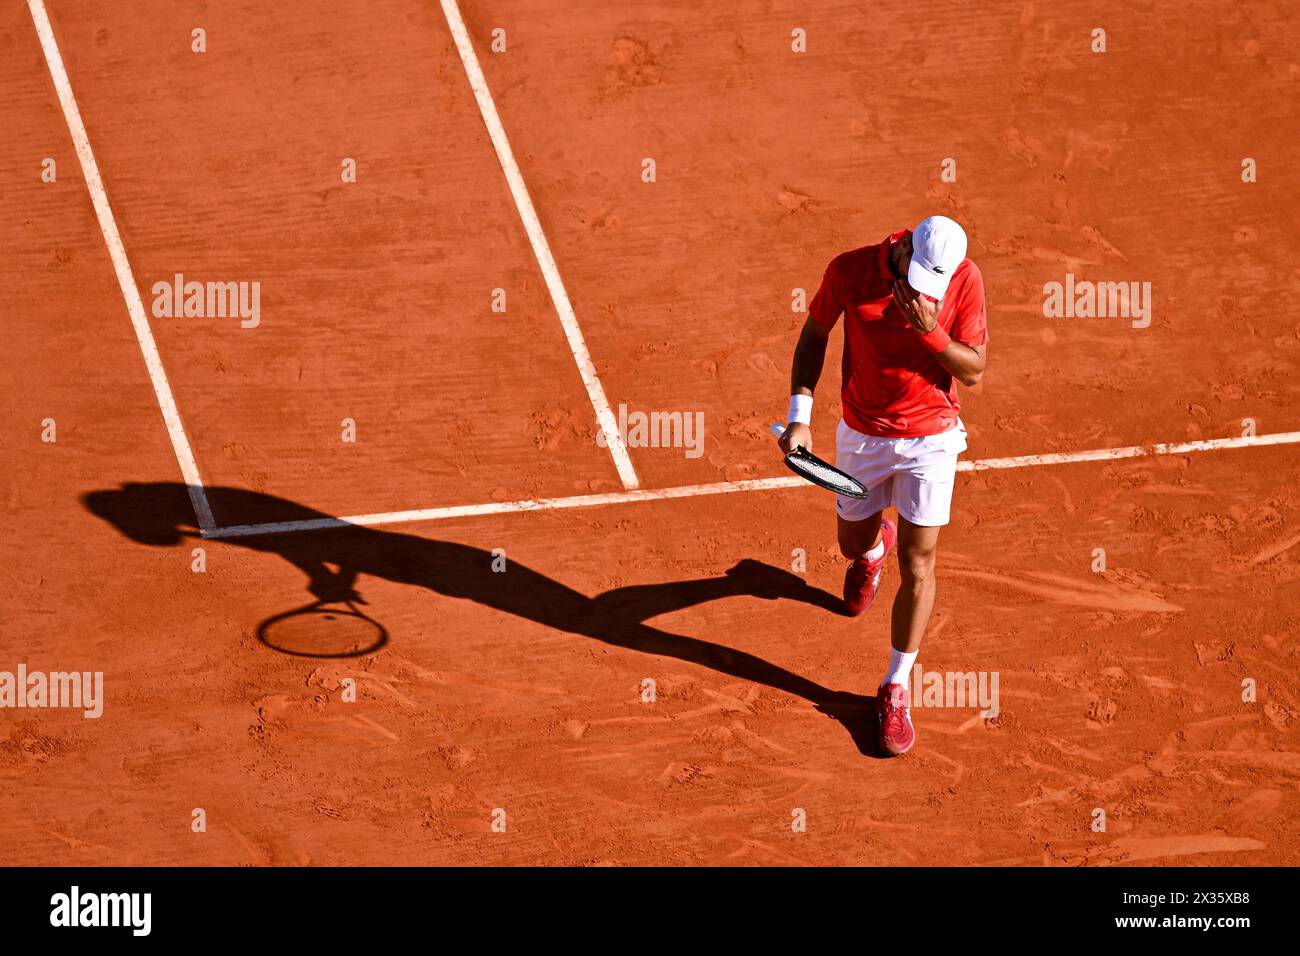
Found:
[257,598,388,658]
[769,422,869,498]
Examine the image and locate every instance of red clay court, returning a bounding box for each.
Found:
[3,0,1298,866]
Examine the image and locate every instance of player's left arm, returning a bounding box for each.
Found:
[891,278,987,387]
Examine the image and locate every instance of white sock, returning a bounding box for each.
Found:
[863,539,885,562]
[881,648,918,689]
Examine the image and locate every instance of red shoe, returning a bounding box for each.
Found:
[842,517,897,616]
[876,682,916,756]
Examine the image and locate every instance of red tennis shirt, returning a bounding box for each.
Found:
[809,229,988,438]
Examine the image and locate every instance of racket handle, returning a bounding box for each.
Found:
[772,421,809,454]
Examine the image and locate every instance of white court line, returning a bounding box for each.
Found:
[437,0,640,490]
[29,0,216,531]
[202,430,1300,539]
[958,430,1300,470]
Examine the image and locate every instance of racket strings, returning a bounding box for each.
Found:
[789,450,863,495]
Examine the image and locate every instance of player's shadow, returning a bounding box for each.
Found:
[83,482,880,755]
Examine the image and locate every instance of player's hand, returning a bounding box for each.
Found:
[309,570,365,605]
[778,422,812,455]
[892,278,940,334]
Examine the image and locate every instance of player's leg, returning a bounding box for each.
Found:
[834,420,898,615]
[837,509,899,615]
[889,516,942,662]
[837,511,882,560]
[874,426,964,755]
[875,517,940,757]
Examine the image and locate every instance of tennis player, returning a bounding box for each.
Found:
[777,216,988,755]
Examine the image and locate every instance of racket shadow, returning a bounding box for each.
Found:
[258,599,389,658]
[83,482,883,756]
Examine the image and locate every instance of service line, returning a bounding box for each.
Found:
[202,430,1300,538]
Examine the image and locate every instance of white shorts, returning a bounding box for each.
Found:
[834,418,968,527]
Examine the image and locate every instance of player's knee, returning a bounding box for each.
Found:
[900,546,936,584]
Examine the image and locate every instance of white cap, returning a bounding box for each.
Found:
[907,215,968,300]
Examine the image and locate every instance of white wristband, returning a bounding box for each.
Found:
[787,394,813,426]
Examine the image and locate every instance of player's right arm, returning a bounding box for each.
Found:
[779,316,832,454]
[779,255,844,454]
